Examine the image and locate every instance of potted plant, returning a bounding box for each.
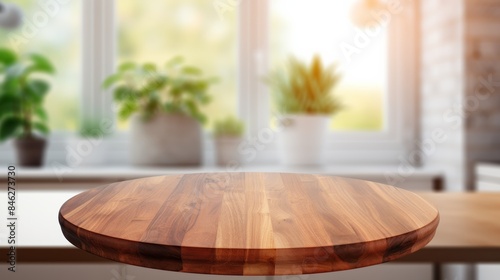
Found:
[265,55,343,166]
[0,48,54,167]
[213,115,245,167]
[103,57,215,166]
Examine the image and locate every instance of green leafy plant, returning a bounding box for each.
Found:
[0,48,55,141]
[103,56,216,124]
[265,55,343,115]
[78,118,111,139]
[213,115,245,137]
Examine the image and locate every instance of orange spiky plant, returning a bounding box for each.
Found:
[265,55,343,115]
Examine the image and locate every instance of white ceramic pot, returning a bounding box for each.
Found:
[278,115,330,166]
[215,136,242,167]
[130,112,202,166]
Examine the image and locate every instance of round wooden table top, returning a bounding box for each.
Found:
[59,173,439,276]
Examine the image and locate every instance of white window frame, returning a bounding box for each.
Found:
[0,0,419,166]
[82,0,115,122]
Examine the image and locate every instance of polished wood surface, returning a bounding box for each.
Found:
[420,192,500,247]
[399,192,500,263]
[59,173,439,275]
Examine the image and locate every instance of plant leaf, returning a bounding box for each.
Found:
[118,62,136,72]
[28,80,50,96]
[182,66,202,75]
[30,54,55,74]
[0,75,21,97]
[214,115,245,137]
[0,48,17,66]
[166,56,184,68]
[0,116,23,141]
[25,80,50,104]
[113,86,136,102]
[105,56,214,123]
[33,122,50,135]
[265,55,342,115]
[102,73,122,89]
[118,102,138,121]
[142,63,157,72]
[35,107,48,122]
[0,94,21,117]
[198,93,211,105]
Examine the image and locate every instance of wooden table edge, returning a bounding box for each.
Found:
[5,246,500,264]
[58,209,439,275]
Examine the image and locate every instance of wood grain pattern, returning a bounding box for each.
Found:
[418,192,500,248]
[59,173,439,275]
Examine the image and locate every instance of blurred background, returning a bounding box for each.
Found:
[1,0,500,279]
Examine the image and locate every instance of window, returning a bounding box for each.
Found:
[244,0,418,164]
[0,0,81,131]
[116,0,238,130]
[77,0,418,164]
[0,0,417,165]
[270,0,387,131]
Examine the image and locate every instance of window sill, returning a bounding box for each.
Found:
[1,164,443,191]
